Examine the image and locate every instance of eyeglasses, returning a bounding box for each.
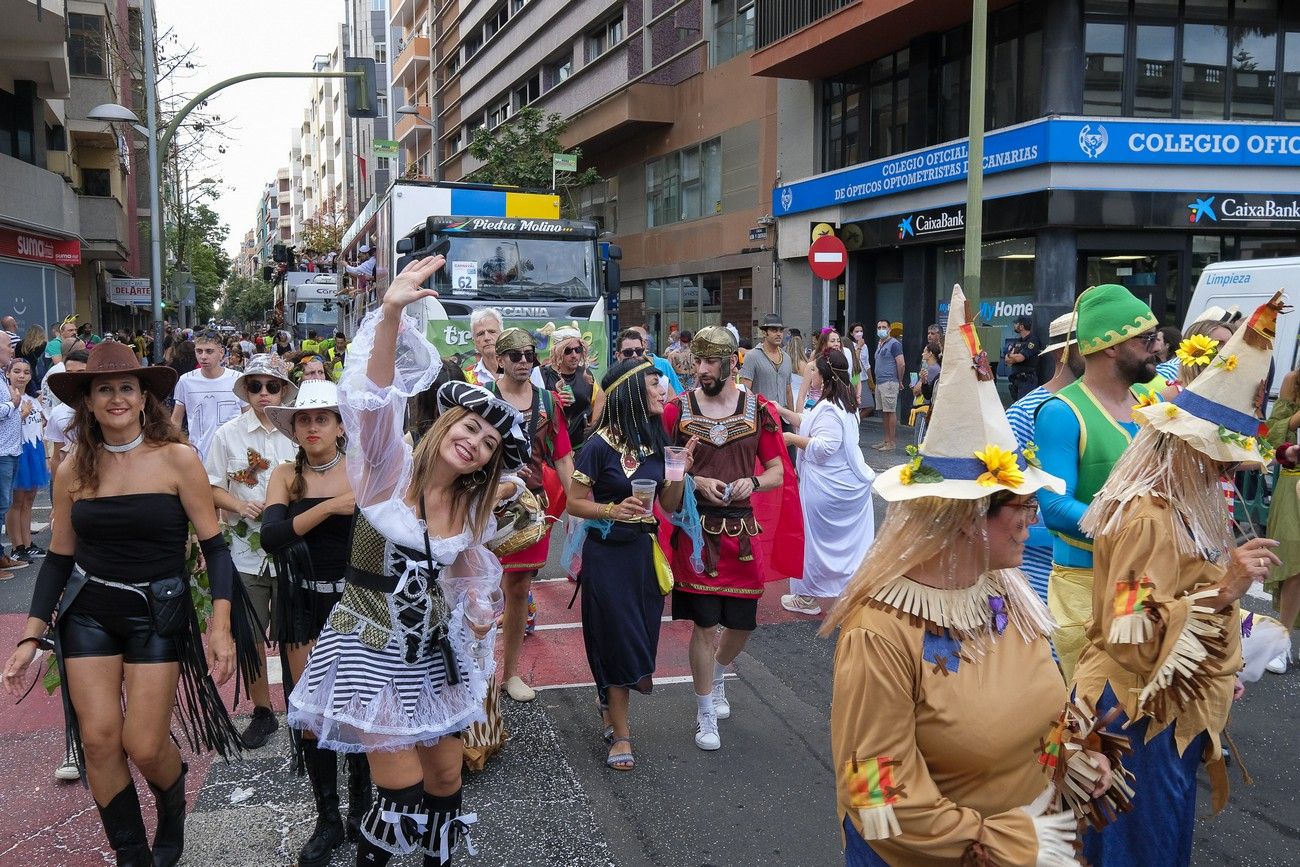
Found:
[619,347,646,358]
[502,349,536,363]
[245,380,284,394]
[1136,331,1159,347]
[1003,498,1040,515]
[561,345,584,356]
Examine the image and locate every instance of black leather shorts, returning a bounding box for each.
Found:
[59,580,179,664]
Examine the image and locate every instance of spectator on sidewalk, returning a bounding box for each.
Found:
[0,339,26,579]
[740,314,795,410]
[171,331,241,460]
[872,320,905,451]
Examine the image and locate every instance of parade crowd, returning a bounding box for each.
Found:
[0,253,1296,867]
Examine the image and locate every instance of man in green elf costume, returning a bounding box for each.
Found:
[1033,284,1160,680]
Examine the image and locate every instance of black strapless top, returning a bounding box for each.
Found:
[71,493,188,581]
[290,497,353,580]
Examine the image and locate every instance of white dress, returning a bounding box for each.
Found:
[790,401,876,599]
[288,308,501,752]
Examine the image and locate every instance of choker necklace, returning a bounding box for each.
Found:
[307,450,344,473]
[103,432,145,453]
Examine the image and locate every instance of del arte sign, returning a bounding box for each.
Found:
[775,117,1300,216]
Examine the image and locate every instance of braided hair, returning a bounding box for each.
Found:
[815,346,858,414]
[595,359,668,454]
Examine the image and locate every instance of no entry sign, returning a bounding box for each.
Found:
[808,234,847,280]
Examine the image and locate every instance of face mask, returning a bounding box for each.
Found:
[877,328,889,339]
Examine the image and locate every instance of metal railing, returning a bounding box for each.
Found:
[755,0,857,49]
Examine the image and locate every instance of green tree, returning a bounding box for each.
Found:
[299,196,350,255]
[221,275,275,327]
[466,107,601,216]
[168,201,230,322]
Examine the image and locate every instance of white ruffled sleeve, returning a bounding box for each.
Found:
[803,403,844,464]
[339,307,443,509]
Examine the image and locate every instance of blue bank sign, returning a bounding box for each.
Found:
[773,117,1300,216]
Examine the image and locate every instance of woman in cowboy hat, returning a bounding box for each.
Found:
[287,254,530,867]
[2,340,259,866]
[825,286,1130,867]
[1073,294,1284,866]
[261,379,369,867]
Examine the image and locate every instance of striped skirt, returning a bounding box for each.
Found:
[287,578,494,753]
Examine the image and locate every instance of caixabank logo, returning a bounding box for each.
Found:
[1188,194,1300,223]
[897,209,964,240]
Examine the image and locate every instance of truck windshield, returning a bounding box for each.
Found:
[296,301,337,339]
[431,234,597,301]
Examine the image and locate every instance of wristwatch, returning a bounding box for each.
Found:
[750,475,761,492]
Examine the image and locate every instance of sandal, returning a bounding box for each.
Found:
[606,736,634,771]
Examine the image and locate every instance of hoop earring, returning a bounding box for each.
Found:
[139,410,146,429]
[466,468,489,487]
[336,434,348,453]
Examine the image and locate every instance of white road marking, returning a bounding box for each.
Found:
[537,673,734,692]
[530,616,673,633]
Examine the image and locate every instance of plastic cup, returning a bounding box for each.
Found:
[663,447,687,481]
[631,479,657,514]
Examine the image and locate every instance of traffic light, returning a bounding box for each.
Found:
[344,57,377,119]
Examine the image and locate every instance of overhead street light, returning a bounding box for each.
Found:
[88,103,140,123]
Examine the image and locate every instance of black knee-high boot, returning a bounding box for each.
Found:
[146,762,187,867]
[355,782,427,867]
[421,789,477,867]
[96,781,153,866]
[299,741,345,867]
[344,752,372,843]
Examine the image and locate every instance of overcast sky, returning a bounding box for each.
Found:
[157,0,345,256]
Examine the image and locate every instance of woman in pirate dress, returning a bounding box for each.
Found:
[287,254,530,867]
[826,286,1131,867]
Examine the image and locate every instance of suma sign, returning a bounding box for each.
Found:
[0,226,80,266]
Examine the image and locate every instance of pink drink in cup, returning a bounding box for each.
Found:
[663,446,687,482]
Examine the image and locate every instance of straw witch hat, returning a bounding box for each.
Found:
[874,285,1066,501]
[1134,291,1284,467]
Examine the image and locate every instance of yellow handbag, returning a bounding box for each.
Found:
[651,538,674,596]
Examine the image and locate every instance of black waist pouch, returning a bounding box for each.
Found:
[148,575,190,637]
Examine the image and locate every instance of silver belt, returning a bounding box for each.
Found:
[86,574,150,599]
[297,576,346,594]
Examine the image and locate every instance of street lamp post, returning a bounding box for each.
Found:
[963,0,989,312]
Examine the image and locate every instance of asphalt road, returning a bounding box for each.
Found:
[0,418,1296,866]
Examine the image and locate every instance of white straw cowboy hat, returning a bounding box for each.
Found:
[1134,291,1283,468]
[1042,312,1079,354]
[264,380,340,441]
[874,284,1066,502]
[234,353,299,404]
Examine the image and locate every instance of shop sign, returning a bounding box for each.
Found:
[939,295,1034,327]
[897,206,965,241]
[0,226,81,266]
[1183,194,1300,225]
[107,277,152,306]
[775,117,1300,217]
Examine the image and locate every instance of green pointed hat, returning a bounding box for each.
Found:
[1074,284,1157,356]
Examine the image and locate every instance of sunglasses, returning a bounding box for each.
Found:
[561,345,584,356]
[619,347,646,358]
[1135,331,1159,347]
[245,380,284,394]
[502,349,536,363]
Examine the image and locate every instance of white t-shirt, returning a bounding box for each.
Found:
[19,396,43,446]
[239,339,255,357]
[41,362,65,411]
[44,402,75,446]
[173,367,242,460]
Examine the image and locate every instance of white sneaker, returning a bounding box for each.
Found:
[694,710,721,751]
[711,679,731,720]
[781,594,822,616]
[54,756,80,781]
[1266,653,1288,675]
[503,675,537,702]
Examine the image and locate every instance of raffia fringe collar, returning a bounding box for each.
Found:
[869,570,1055,642]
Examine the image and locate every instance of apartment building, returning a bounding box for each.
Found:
[389,0,778,347]
[346,0,392,210]
[756,0,1300,352]
[253,179,281,269]
[1,0,147,335]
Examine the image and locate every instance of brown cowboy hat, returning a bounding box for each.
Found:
[46,340,178,405]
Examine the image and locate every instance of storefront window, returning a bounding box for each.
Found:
[1134,25,1176,116]
[1180,23,1229,117]
[1232,25,1279,119]
[1084,21,1126,115]
[1285,30,1300,118]
[642,274,724,349]
[937,238,1037,331]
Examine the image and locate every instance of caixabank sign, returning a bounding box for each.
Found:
[774,117,1300,216]
[1183,194,1300,224]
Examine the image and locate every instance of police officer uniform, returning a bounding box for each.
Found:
[1006,329,1040,399]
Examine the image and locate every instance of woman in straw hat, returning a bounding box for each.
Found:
[1072,294,1284,866]
[260,379,370,866]
[287,254,530,867]
[563,357,698,771]
[826,286,1131,867]
[2,340,260,866]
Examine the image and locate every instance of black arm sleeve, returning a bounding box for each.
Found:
[28,552,76,623]
[199,533,236,602]
[259,503,299,555]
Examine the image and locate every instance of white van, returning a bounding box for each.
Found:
[1183,256,1300,401]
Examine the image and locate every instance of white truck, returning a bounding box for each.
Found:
[280,272,342,342]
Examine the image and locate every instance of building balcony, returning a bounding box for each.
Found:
[554,66,675,153]
[751,0,974,80]
[67,76,120,144]
[0,152,79,239]
[395,104,433,142]
[0,0,70,99]
[391,34,429,86]
[78,194,129,262]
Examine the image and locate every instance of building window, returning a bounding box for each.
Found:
[585,9,624,63]
[69,13,108,78]
[1133,24,1176,116]
[512,0,528,11]
[646,138,722,228]
[712,0,756,65]
[465,32,483,58]
[376,94,388,116]
[1084,20,1125,115]
[81,167,112,197]
[376,156,390,170]
[1183,23,1229,118]
[544,55,573,90]
[1231,22,1277,119]
[823,47,907,171]
[487,99,510,129]
[374,43,387,64]
[127,8,143,50]
[484,4,509,41]
[514,74,540,109]
[446,55,460,79]
[0,87,36,164]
